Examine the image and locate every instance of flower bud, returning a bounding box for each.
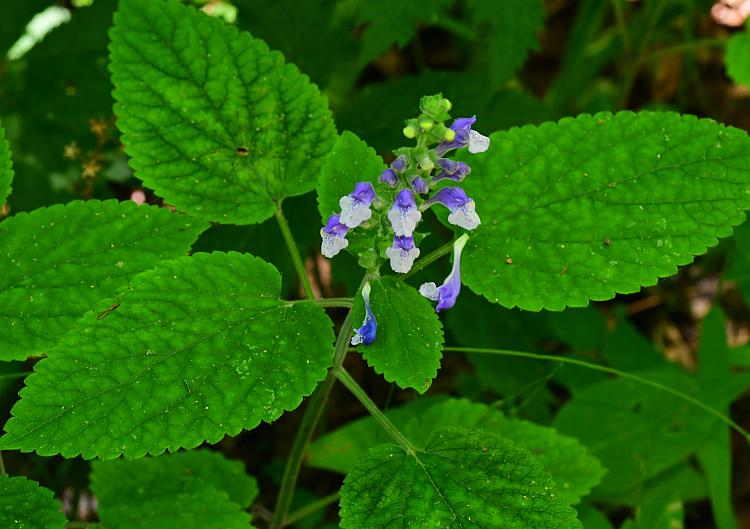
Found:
[403,125,418,139]
[419,118,434,130]
[443,128,456,142]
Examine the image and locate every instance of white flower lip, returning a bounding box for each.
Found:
[388,205,422,237]
[447,200,481,230]
[320,230,349,258]
[467,130,490,154]
[419,282,439,301]
[386,245,421,274]
[339,195,373,228]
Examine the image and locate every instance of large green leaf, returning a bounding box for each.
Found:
[352,277,444,392]
[462,112,750,310]
[0,200,208,360]
[0,119,11,207]
[339,427,582,529]
[468,0,544,85]
[0,252,334,458]
[92,450,258,529]
[109,0,336,225]
[0,476,67,529]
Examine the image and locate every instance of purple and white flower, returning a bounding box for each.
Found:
[388,188,422,236]
[419,234,469,312]
[436,116,490,155]
[433,159,471,183]
[339,182,376,228]
[385,235,421,274]
[351,282,377,345]
[423,187,480,230]
[320,214,350,258]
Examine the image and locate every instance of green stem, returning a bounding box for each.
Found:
[0,451,6,476]
[444,346,750,443]
[334,367,416,456]
[275,204,315,300]
[610,0,633,58]
[294,297,353,309]
[0,372,31,381]
[282,492,340,527]
[400,239,454,281]
[645,37,727,63]
[270,276,368,528]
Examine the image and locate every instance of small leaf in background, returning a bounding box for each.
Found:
[109,0,336,225]
[468,0,545,85]
[92,450,258,529]
[352,277,444,393]
[339,426,583,529]
[0,200,208,360]
[462,111,750,310]
[0,475,68,529]
[0,119,12,207]
[0,252,335,459]
[726,28,750,90]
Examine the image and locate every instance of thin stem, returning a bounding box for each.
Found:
[334,367,416,455]
[400,239,454,281]
[0,452,6,476]
[610,0,633,58]
[0,372,31,381]
[282,492,340,528]
[645,37,727,63]
[293,297,353,309]
[444,346,750,443]
[275,204,315,300]
[270,276,369,528]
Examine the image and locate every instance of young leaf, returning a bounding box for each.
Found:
[0,200,208,360]
[468,0,544,85]
[92,450,258,529]
[0,252,335,459]
[352,277,444,393]
[0,119,12,207]
[0,476,67,529]
[339,427,582,529]
[462,112,750,310]
[402,399,605,505]
[109,0,336,225]
[317,131,385,222]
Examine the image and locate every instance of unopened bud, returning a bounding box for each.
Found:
[443,129,456,142]
[419,118,434,130]
[403,125,418,139]
[443,99,452,111]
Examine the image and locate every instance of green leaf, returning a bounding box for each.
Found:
[0,252,334,459]
[92,450,258,529]
[317,131,385,222]
[339,427,582,529]
[352,277,444,392]
[0,119,12,207]
[468,0,544,85]
[402,399,605,505]
[726,29,750,90]
[0,476,67,529]
[462,112,750,310]
[109,0,336,225]
[0,200,208,361]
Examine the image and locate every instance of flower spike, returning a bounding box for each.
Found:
[386,235,421,273]
[423,187,480,230]
[320,214,350,258]
[339,181,376,228]
[419,234,469,312]
[352,282,377,345]
[388,188,422,237]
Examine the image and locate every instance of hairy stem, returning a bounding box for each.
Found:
[334,367,416,455]
[400,239,454,281]
[282,492,340,528]
[444,346,750,443]
[275,204,315,300]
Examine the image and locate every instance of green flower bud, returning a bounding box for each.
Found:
[403,125,418,139]
[443,98,452,111]
[419,118,434,130]
[443,128,456,142]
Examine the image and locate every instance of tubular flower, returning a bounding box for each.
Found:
[436,116,490,155]
[385,235,421,273]
[419,234,469,312]
[423,187,480,230]
[388,188,422,237]
[339,182,376,228]
[320,214,349,258]
[433,159,471,183]
[351,282,377,345]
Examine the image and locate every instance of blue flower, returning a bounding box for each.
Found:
[391,156,407,172]
[423,187,480,230]
[352,282,377,345]
[320,214,350,258]
[388,188,422,237]
[419,234,469,312]
[339,181,377,228]
[436,116,490,155]
[379,168,398,188]
[385,235,421,273]
[433,159,471,183]
[411,176,428,194]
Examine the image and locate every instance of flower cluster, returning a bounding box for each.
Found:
[320,94,489,276]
